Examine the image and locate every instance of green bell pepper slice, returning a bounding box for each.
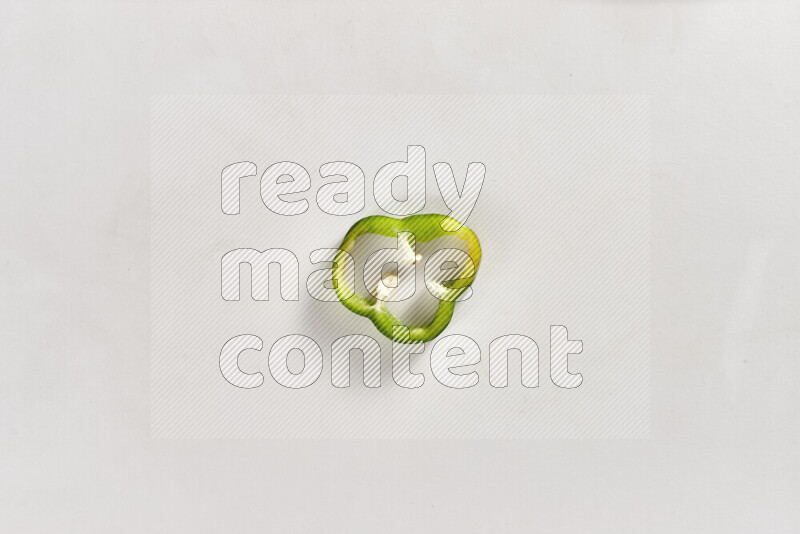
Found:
[332,214,482,343]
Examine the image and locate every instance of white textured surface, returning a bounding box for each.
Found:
[1,1,799,532]
[150,95,649,439]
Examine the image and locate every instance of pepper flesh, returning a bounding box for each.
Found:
[333,214,481,343]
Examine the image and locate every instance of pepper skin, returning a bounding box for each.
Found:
[333,214,481,343]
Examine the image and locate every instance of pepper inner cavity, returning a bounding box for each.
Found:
[346,232,471,327]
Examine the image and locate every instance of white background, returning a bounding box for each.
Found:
[1,1,798,532]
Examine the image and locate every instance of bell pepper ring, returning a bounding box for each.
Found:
[332,214,482,343]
